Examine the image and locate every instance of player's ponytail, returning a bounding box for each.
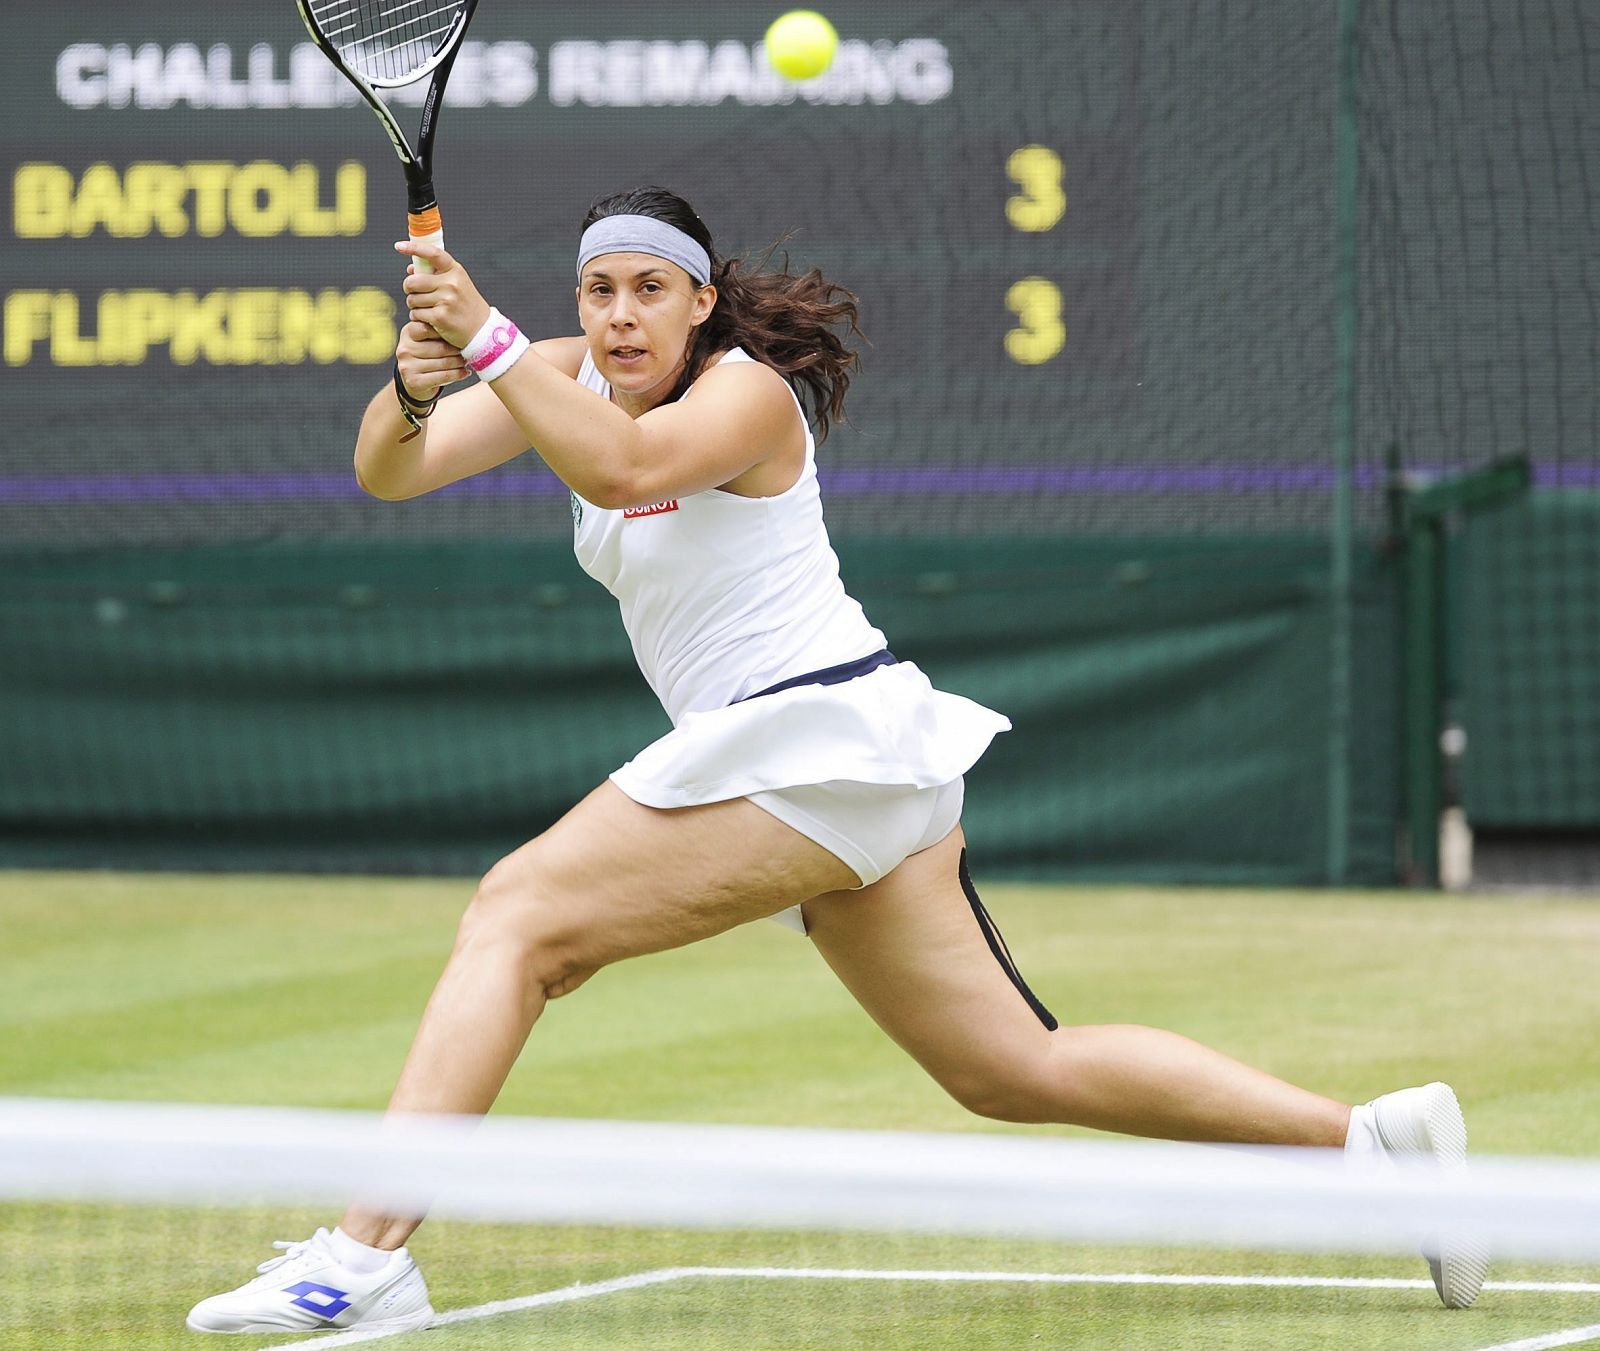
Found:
[581,187,863,442]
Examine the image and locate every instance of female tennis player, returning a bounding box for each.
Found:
[188,187,1484,1333]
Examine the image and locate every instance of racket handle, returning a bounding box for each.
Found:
[407,206,444,274]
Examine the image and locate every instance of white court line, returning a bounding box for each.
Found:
[692,1267,1600,1294]
[271,1266,1600,1349]
[271,1268,690,1347]
[1473,1326,1600,1351]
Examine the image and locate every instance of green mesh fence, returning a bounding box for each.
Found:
[1359,0,1600,885]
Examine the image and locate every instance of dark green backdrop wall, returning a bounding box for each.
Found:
[2,538,1402,882]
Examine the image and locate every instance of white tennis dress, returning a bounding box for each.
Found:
[570,347,1010,914]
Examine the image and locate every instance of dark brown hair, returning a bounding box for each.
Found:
[581,187,862,442]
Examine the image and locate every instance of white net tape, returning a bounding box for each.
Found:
[4,1098,1598,1263]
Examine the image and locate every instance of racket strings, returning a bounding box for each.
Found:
[308,0,463,82]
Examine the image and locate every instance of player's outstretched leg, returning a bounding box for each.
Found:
[187,783,857,1334]
[185,1228,433,1335]
[1347,1081,1489,1309]
[805,827,1484,1310]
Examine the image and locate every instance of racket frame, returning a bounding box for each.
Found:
[292,0,479,218]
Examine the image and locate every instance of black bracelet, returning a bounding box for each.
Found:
[393,358,439,439]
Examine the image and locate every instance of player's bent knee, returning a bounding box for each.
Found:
[543,967,597,1000]
[457,859,531,944]
[456,855,597,992]
[936,1060,1057,1125]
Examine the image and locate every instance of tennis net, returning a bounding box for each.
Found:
[5,1097,1600,1349]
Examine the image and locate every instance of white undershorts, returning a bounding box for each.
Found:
[606,661,1003,937]
[747,776,966,933]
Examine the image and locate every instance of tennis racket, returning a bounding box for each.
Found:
[294,0,480,272]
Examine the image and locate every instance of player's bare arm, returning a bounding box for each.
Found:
[489,351,806,506]
[353,328,586,501]
[383,240,804,507]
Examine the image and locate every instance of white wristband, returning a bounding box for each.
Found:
[461,307,530,383]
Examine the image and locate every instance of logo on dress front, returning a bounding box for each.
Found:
[622,500,680,519]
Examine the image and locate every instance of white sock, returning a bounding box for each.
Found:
[1343,1102,1386,1160]
[327,1226,393,1273]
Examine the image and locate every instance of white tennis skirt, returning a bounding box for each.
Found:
[609,661,1010,922]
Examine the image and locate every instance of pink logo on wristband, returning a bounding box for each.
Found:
[469,322,519,373]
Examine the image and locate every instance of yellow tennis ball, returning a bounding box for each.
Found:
[765,10,838,81]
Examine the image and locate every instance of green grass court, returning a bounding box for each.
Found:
[4,870,1600,1348]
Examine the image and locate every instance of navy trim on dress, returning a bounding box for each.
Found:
[735,649,898,704]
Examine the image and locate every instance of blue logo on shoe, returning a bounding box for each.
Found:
[284,1281,352,1319]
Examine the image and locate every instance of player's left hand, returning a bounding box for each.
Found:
[396,241,492,349]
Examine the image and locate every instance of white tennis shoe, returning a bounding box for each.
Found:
[1366,1081,1490,1309]
[186,1227,435,1335]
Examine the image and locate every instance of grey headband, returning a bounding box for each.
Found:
[577,214,712,286]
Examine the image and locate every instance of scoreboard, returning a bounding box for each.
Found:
[5,1,1304,547]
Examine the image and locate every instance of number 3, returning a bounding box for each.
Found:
[1005,277,1065,365]
[1006,146,1066,233]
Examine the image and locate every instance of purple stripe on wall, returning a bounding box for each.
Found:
[0,462,1590,503]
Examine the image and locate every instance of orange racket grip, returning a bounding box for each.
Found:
[407,207,444,273]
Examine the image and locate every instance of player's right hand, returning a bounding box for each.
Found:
[396,319,471,397]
